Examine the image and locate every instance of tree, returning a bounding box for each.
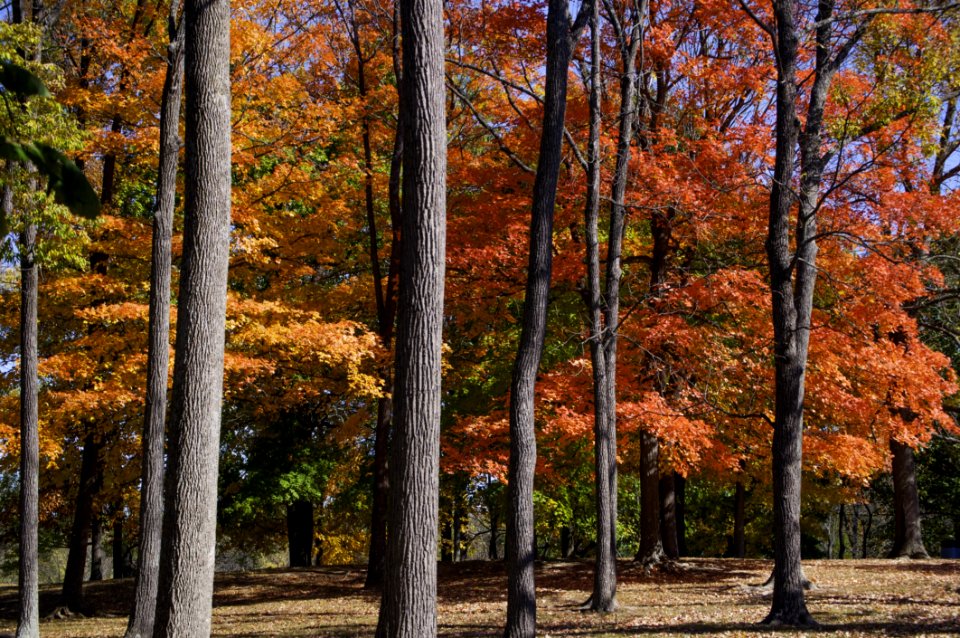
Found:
[504,2,591,634]
[151,0,231,633]
[125,1,183,635]
[373,0,446,633]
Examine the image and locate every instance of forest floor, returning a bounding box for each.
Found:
[0,558,958,637]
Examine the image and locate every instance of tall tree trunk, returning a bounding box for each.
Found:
[732,481,746,558]
[636,432,663,565]
[14,186,39,638]
[582,0,616,612]
[504,4,589,635]
[660,474,679,560]
[90,515,104,581]
[889,440,929,558]
[125,6,183,636]
[373,0,446,633]
[364,1,403,590]
[152,0,231,632]
[287,500,314,567]
[61,435,102,612]
[14,2,42,635]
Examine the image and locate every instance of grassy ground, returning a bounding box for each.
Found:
[0,558,957,637]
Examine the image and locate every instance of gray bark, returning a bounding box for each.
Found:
[636,432,663,565]
[762,0,858,623]
[125,6,183,636]
[152,0,231,633]
[582,0,616,613]
[504,3,590,635]
[14,1,41,634]
[373,0,446,633]
[15,193,39,638]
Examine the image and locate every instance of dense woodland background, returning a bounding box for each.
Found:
[1,0,960,633]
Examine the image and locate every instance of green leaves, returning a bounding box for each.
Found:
[0,61,100,235]
[0,60,50,99]
[0,139,101,219]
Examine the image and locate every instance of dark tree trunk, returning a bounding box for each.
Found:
[90,515,105,581]
[14,184,39,638]
[441,519,453,562]
[889,440,929,558]
[125,6,182,636]
[113,512,129,579]
[636,431,663,565]
[862,504,872,559]
[61,435,102,612]
[732,481,746,559]
[364,1,403,591]
[582,0,616,612]
[504,4,589,635]
[838,504,846,559]
[489,502,500,561]
[99,114,123,206]
[287,500,314,567]
[373,0,446,633]
[152,0,232,633]
[660,474,679,560]
[675,472,687,556]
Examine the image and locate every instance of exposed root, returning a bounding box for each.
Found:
[45,606,86,620]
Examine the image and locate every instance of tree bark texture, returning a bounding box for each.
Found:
[373,0,446,634]
[152,0,231,633]
[504,3,589,635]
[889,440,929,558]
[15,196,39,638]
[125,7,183,636]
[675,472,687,556]
[582,0,616,613]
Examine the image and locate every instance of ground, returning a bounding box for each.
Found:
[0,558,958,637]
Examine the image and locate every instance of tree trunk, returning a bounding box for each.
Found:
[489,503,500,561]
[732,481,746,559]
[504,4,588,635]
[582,0,616,612]
[61,435,102,612]
[660,474,679,560]
[90,515,105,581]
[675,472,687,557]
[862,504,872,559]
[636,431,663,565]
[287,500,314,567]
[889,440,929,558]
[113,511,129,579]
[14,3,43,635]
[838,504,846,559]
[152,0,232,633]
[125,6,182,637]
[373,0,446,634]
[15,185,39,638]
